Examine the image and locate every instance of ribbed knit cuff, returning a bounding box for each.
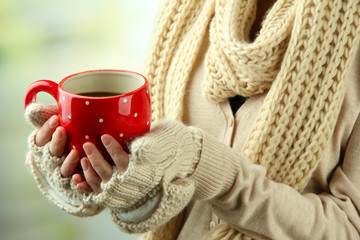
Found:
[93,164,162,209]
[191,132,244,200]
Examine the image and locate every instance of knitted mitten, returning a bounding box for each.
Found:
[92,119,203,233]
[25,103,58,128]
[25,103,104,216]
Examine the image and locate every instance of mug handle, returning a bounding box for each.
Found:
[24,80,59,109]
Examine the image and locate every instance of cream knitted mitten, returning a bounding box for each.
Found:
[93,119,203,233]
[25,103,58,128]
[25,103,104,216]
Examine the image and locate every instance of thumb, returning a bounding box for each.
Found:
[25,103,58,128]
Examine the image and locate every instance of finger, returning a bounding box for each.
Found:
[83,142,113,182]
[35,115,59,146]
[101,134,129,173]
[81,157,102,194]
[49,127,67,157]
[72,173,84,184]
[76,181,93,194]
[61,149,81,178]
[72,174,93,193]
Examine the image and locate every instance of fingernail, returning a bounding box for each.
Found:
[49,116,58,127]
[81,158,89,171]
[69,149,80,162]
[83,143,93,156]
[54,127,63,138]
[101,135,111,147]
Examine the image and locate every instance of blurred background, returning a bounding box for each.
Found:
[0,0,160,239]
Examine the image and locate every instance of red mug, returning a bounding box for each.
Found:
[24,69,151,160]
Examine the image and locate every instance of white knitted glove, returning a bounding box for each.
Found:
[92,119,203,233]
[25,103,104,216]
[25,103,58,128]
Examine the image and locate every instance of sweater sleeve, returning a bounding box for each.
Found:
[190,113,360,240]
[26,130,105,217]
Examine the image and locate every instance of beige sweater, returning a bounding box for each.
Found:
[141,0,360,238]
[169,34,360,239]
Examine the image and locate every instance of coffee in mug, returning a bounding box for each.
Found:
[77,91,125,97]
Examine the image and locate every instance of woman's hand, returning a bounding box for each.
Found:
[35,115,82,179]
[73,135,129,194]
[35,114,129,194]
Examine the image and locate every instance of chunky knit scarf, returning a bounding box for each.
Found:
[143,0,360,239]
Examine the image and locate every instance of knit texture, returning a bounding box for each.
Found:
[25,103,58,128]
[92,119,203,233]
[143,0,360,239]
[25,104,105,217]
[26,130,104,216]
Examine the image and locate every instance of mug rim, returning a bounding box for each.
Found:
[58,69,148,99]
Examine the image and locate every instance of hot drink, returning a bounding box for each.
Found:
[77,91,124,97]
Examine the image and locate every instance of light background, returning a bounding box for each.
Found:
[0,1,160,239]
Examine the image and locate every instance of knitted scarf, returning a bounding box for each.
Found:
[142,0,360,239]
